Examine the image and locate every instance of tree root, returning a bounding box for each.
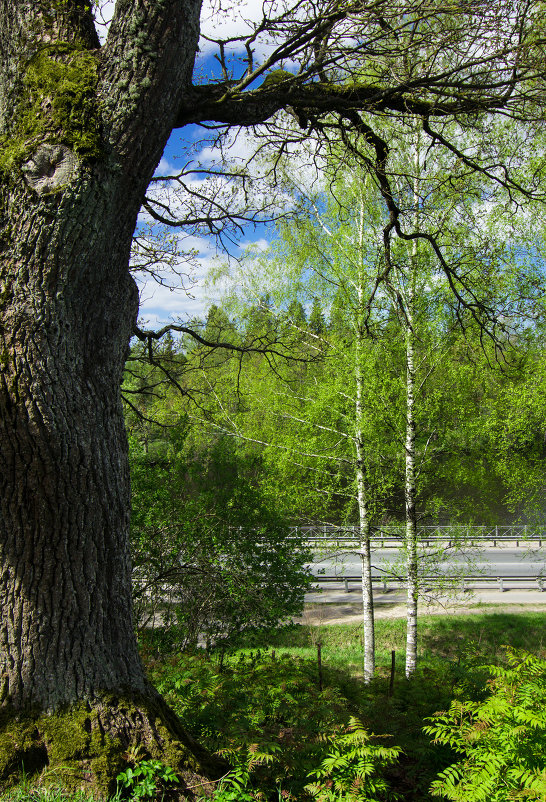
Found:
[0,688,229,799]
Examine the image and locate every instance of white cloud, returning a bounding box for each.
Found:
[138,278,209,322]
[197,128,258,167]
[199,0,271,50]
[133,229,223,324]
[93,1,292,326]
[95,0,275,54]
[155,156,177,176]
[136,266,211,325]
[244,237,269,252]
[133,223,278,326]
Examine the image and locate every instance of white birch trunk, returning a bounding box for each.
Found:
[405,294,418,677]
[356,407,375,683]
[405,135,420,677]
[355,192,375,683]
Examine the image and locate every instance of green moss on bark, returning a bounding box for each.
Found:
[262,69,294,87]
[0,703,123,795]
[0,691,224,799]
[0,43,100,175]
[49,0,93,10]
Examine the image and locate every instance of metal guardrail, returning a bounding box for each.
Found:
[290,525,546,548]
[311,574,546,593]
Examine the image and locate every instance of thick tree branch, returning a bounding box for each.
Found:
[175,79,509,129]
[133,323,318,363]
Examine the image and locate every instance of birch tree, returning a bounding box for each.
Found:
[206,177,407,683]
[382,115,546,675]
[207,120,546,681]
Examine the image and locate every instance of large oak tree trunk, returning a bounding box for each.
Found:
[0,177,145,710]
[0,0,229,792]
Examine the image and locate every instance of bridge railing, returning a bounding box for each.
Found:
[289,524,546,547]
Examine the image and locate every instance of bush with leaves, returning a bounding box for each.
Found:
[424,648,546,801]
[305,716,401,801]
[129,427,311,648]
[203,718,401,802]
[150,650,358,798]
[116,757,178,801]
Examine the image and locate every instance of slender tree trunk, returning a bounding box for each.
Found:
[404,299,418,677]
[404,140,420,678]
[356,458,375,683]
[355,193,375,683]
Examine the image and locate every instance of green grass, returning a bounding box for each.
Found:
[212,609,546,678]
[0,786,102,802]
[139,610,546,801]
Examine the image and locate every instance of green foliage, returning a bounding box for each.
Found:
[145,612,500,801]
[308,298,326,336]
[425,649,546,801]
[0,785,100,802]
[146,614,546,802]
[202,131,546,534]
[115,757,178,800]
[305,717,401,801]
[5,615,546,802]
[149,650,356,798]
[209,779,257,802]
[475,339,546,520]
[126,380,311,647]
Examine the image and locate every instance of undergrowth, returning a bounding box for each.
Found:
[3,612,546,801]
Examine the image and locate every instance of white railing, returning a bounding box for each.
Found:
[311,574,546,593]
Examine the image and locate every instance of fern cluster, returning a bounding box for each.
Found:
[145,639,546,801]
[424,648,546,801]
[305,717,401,801]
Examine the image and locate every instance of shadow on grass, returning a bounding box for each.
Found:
[417,612,546,662]
[237,610,546,666]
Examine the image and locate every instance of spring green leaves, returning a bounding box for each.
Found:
[425,649,546,801]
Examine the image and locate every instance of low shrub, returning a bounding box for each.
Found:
[425,648,546,801]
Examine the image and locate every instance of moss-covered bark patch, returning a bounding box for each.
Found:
[0,701,123,796]
[0,691,227,799]
[0,43,100,175]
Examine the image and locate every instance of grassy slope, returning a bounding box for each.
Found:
[219,608,546,676]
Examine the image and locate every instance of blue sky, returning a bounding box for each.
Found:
[97,0,283,328]
[137,122,276,328]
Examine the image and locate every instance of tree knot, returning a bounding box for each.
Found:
[21,144,79,194]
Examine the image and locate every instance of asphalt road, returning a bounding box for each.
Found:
[309,546,546,579]
[301,545,546,611]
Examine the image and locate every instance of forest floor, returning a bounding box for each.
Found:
[5,610,546,802]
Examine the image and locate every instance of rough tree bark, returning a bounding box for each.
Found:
[0,0,228,793]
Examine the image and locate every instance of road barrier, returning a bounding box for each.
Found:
[290,524,546,548]
[312,574,546,593]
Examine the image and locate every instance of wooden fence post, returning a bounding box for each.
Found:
[389,650,395,696]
